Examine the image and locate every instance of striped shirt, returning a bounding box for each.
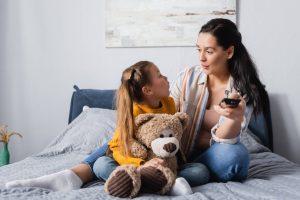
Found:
[170,66,253,158]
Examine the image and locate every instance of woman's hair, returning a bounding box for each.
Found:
[199,18,269,115]
[116,61,154,157]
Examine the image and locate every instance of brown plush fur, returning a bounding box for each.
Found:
[104,112,188,198]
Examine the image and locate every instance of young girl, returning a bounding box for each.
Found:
[6,61,209,196]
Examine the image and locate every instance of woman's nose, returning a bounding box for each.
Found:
[199,52,206,61]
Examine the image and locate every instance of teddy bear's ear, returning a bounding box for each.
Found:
[175,112,189,130]
[135,113,156,127]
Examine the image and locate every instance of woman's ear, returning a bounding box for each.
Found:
[227,45,234,59]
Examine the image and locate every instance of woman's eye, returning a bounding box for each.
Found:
[197,49,201,52]
[206,51,213,54]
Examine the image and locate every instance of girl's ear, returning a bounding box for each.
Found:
[142,85,152,96]
[227,45,234,59]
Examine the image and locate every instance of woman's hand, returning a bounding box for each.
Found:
[212,92,246,139]
[214,92,246,123]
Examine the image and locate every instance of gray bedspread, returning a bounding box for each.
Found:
[1,108,300,200]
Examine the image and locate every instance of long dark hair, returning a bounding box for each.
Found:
[116,61,154,157]
[200,18,269,115]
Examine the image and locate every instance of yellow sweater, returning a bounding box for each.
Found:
[108,96,176,167]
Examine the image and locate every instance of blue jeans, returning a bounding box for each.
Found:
[193,141,250,182]
[93,156,118,181]
[178,162,210,187]
[82,142,108,178]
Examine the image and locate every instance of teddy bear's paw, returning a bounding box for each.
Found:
[104,165,141,198]
[140,165,175,195]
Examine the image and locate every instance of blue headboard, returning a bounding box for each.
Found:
[68,85,273,151]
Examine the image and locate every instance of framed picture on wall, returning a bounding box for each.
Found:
[105,0,236,47]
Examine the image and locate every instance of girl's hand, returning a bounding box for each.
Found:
[139,158,166,169]
[214,92,246,123]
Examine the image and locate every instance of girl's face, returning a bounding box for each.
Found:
[196,33,233,75]
[146,65,170,99]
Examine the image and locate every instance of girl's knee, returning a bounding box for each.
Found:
[93,156,117,180]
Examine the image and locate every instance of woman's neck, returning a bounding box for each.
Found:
[207,72,230,89]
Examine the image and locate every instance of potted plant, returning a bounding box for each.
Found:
[0,125,22,166]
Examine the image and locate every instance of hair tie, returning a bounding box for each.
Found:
[128,68,136,83]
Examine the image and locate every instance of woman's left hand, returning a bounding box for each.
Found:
[214,92,246,123]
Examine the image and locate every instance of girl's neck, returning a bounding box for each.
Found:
[141,98,162,109]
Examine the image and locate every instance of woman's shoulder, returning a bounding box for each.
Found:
[177,65,204,78]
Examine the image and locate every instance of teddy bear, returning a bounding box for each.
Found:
[104,112,188,198]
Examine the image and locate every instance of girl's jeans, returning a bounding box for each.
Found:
[82,143,108,179]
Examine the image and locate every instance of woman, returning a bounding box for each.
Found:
[171,18,269,182]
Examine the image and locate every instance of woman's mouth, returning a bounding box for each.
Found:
[201,65,209,69]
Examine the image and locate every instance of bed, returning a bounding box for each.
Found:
[1,85,300,200]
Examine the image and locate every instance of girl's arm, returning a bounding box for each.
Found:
[108,131,145,167]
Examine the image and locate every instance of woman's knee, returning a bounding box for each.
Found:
[206,143,250,182]
[178,163,210,187]
[93,156,118,181]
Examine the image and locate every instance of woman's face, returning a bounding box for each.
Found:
[146,64,170,99]
[196,32,233,75]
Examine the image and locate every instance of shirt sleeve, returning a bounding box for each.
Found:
[170,70,185,112]
[108,130,145,167]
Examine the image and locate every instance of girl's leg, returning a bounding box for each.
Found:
[5,169,82,191]
[6,143,109,191]
[194,141,249,182]
[77,143,108,183]
[92,156,118,181]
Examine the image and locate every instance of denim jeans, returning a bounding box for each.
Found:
[193,141,250,182]
[93,156,118,181]
[178,162,210,187]
[82,142,108,178]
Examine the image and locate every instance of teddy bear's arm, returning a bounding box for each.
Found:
[131,140,148,160]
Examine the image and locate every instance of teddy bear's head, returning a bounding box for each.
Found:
[134,112,188,158]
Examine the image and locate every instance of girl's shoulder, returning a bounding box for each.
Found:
[161,96,176,114]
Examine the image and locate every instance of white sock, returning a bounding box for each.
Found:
[5,169,83,191]
[169,177,193,196]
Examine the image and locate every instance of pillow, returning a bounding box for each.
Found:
[68,85,116,123]
[39,108,117,156]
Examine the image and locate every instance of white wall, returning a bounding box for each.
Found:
[0,0,299,164]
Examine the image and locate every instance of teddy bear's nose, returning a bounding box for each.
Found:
[163,143,177,153]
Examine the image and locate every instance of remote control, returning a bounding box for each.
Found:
[219,98,241,108]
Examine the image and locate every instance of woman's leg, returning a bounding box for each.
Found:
[194,141,249,182]
[6,143,109,191]
[177,162,210,187]
[169,163,209,196]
